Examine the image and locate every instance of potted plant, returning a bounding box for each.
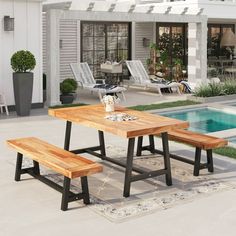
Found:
[173,58,183,82]
[11,50,36,116]
[146,42,160,75]
[60,78,78,104]
[157,50,169,79]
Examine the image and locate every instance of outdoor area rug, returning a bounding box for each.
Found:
[20,145,235,222]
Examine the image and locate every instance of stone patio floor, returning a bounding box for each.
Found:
[1,88,236,236]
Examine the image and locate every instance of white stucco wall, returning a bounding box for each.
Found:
[0,0,42,106]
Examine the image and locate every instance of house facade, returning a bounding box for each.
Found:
[0,0,43,108]
[2,0,236,108]
[43,0,207,105]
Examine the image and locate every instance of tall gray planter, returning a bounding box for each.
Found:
[13,72,33,116]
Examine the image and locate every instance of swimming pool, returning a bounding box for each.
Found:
[161,108,236,133]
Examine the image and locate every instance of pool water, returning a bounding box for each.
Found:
[161,108,236,133]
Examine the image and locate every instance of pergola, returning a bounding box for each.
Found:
[43,1,208,106]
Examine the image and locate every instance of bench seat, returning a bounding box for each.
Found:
[167,129,228,176]
[168,129,228,150]
[136,130,228,176]
[7,137,103,211]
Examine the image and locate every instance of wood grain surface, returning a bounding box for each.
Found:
[7,137,103,179]
[49,104,189,138]
[168,129,228,150]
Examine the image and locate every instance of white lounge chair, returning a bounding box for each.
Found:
[70,62,126,100]
[0,93,9,116]
[126,60,181,96]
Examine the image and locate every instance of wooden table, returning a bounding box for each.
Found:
[49,104,189,197]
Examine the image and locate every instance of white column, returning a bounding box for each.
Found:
[46,9,63,106]
[197,19,207,82]
[187,23,197,83]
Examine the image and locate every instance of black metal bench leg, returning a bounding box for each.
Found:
[33,161,40,175]
[61,177,71,211]
[136,136,143,156]
[81,176,90,205]
[64,121,72,151]
[123,138,135,197]
[161,132,172,186]
[193,147,202,176]
[207,149,214,173]
[149,135,155,154]
[15,153,23,181]
[98,130,106,159]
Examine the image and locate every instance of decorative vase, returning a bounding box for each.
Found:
[13,72,33,116]
[105,104,114,112]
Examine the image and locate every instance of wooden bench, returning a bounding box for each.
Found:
[167,129,228,176]
[6,137,103,211]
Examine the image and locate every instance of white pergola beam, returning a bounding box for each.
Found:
[181,7,188,15]
[62,10,206,23]
[164,6,172,15]
[128,4,136,13]
[108,3,116,12]
[197,8,204,16]
[87,2,95,11]
[43,2,204,17]
[147,5,154,14]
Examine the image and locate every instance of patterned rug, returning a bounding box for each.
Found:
[21,145,234,222]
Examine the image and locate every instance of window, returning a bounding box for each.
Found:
[207,24,235,58]
[81,22,131,78]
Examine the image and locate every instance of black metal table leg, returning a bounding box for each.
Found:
[123,138,135,197]
[61,177,71,211]
[193,147,202,176]
[149,135,155,154]
[207,149,214,173]
[136,136,143,156]
[15,153,23,181]
[161,132,172,186]
[64,121,72,151]
[81,176,90,204]
[98,130,106,159]
[33,161,40,175]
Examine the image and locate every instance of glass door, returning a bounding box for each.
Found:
[156,23,187,79]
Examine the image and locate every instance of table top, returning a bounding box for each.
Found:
[48,104,189,138]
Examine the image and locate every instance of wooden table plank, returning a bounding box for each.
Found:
[49,104,189,138]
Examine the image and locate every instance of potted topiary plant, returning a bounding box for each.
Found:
[60,78,78,104]
[11,50,36,116]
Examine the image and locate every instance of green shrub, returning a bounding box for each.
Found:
[60,78,78,95]
[11,50,36,72]
[194,80,236,97]
[223,79,236,95]
[209,82,225,96]
[194,82,224,97]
